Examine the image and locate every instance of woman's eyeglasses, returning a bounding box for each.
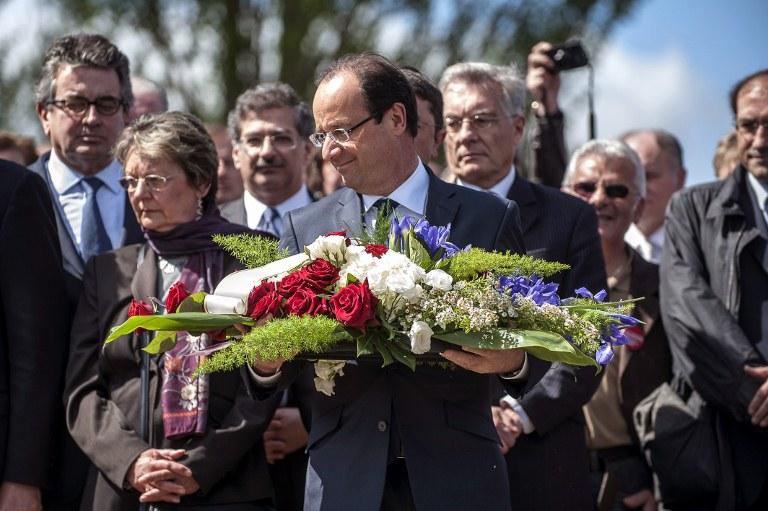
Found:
[119,174,175,192]
[571,181,631,199]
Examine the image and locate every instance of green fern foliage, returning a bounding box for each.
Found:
[213,234,288,268]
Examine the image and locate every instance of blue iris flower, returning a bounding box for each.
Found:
[596,343,614,365]
[498,275,561,306]
[575,287,608,302]
[610,312,640,327]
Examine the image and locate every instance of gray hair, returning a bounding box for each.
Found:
[115,111,218,210]
[227,82,314,142]
[565,139,646,199]
[438,62,526,117]
[35,33,132,109]
[131,76,168,111]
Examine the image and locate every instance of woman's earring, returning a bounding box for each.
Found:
[196,197,204,219]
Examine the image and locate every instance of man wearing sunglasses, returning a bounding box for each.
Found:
[564,140,671,511]
[660,69,768,509]
[27,33,143,511]
[438,61,605,511]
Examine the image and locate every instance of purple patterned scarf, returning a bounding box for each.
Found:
[144,208,272,439]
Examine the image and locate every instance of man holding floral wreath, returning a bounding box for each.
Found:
[247,52,527,511]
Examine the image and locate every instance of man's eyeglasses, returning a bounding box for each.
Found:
[571,181,631,199]
[444,114,508,133]
[119,174,175,192]
[239,133,297,151]
[46,96,125,117]
[309,115,376,148]
[735,118,768,136]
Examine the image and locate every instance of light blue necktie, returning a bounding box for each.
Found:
[80,176,112,262]
[258,207,282,237]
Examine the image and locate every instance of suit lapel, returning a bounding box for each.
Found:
[506,176,538,235]
[122,198,143,246]
[29,153,85,279]
[334,188,365,237]
[130,246,158,301]
[425,173,459,227]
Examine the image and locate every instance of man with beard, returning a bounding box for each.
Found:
[220,82,315,511]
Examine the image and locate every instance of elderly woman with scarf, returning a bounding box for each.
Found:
[64,111,279,510]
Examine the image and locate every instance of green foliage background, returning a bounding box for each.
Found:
[0,0,640,134]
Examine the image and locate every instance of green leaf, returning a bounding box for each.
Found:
[105,313,254,343]
[388,339,416,371]
[406,230,433,270]
[176,292,208,313]
[433,328,599,369]
[357,337,375,356]
[373,338,394,367]
[142,331,178,354]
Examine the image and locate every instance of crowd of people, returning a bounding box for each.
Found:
[0,31,765,511]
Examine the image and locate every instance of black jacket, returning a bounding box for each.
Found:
[661,166,768,509]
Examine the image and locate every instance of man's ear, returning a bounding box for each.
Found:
[386,102,408,136]
[633,197,645,224]
[36,103,51,138]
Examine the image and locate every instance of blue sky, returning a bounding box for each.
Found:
[560,0,767,185]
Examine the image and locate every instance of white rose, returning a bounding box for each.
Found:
[425,269,453,291]
[409,321,433,354]
[180,384,197,401]
[306,235,347,263]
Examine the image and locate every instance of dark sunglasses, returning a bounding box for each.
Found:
[572,181,630,199]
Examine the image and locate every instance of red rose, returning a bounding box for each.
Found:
[247,281,277,315]
[312,297,331,316]
[278,271,309,297]
[364,243,388,257]
[300,259,340,291]
[128,299,154,318]
[330,280,378,331]
[285,287,326,316]
[165,282,190,313]
[326,231,346,237]
[127,299,154,334]
[249,291,283,321]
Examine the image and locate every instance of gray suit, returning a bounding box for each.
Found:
[278,173,526,511]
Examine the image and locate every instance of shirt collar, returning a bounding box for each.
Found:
[361,159,430,215]
[747,171,768,217]
[456,166,516,197]
[48,149,123,195]
[243,184,312,226]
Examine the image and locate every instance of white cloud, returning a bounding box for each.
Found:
[558,40,732,185]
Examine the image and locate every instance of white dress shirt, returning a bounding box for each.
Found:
[747,172,768,228]
[242,184,313,230]
[47,150,125,256]
[456,166,517,198]
[361,159,430,227]
[625,223,664,264]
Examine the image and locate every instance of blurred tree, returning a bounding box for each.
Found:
[0,0,640,130]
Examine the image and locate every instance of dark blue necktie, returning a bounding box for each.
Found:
[80,176,112,262]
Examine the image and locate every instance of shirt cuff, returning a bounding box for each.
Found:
[246,364,282,386]
[500,395,536,434]
[499,353,529,380]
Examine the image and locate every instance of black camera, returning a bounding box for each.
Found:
[546,41,589,72]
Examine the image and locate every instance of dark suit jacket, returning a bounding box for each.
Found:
[501,176,606,511]
[277,173,525,511]
[0,161,68,487]
[28,153,146,508]
[64,244,279,510]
